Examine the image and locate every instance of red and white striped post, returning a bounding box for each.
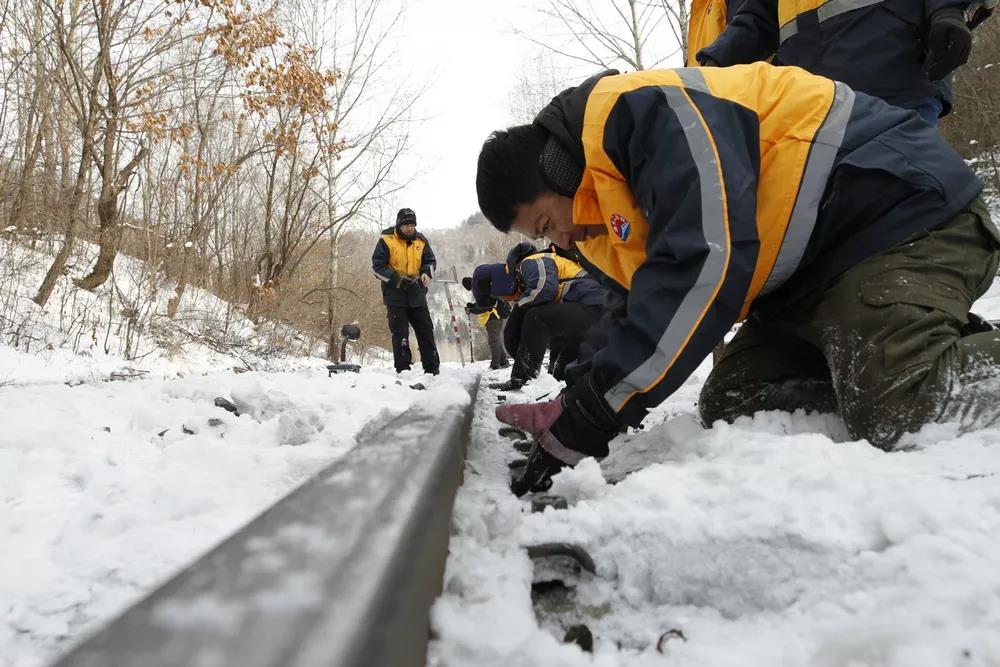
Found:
[441,279,466,366]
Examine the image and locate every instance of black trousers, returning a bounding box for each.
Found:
[386,304,440,374]
[505,302,601,382]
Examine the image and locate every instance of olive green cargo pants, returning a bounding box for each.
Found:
[699,198,1000,449]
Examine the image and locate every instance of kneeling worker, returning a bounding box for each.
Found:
[487,241,607,392]
[476,64,1000,495]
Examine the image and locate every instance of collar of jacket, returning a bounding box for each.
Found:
[382,225,420,244]
[533,69,618,174]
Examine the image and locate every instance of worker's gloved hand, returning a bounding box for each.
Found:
[465,302,489,315]
[420,273,431,287]
[925,6,972,80]
[696,53,720,67]
[496,380,620,496]
[393,273,418,288]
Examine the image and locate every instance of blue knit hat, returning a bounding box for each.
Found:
[472,263,517,298]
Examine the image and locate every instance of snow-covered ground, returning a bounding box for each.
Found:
[0,362,471,667]
[429,281,1000,667]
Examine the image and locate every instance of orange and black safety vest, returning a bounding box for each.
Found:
[380,230,427,276]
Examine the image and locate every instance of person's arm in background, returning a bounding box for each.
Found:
[923,0,981,80]
[697,0,778,66]
[503,304,525,358]
[419,235,436,286]
[372,237,407,287]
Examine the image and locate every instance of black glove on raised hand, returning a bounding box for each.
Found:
[496,379,620,496]
[925,6,972,81]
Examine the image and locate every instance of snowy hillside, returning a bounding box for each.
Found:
[0,233,355,385]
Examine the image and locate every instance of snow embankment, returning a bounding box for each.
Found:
[1,364,476,667]
[0,234,348,384]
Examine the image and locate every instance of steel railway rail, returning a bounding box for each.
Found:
[49,376,479,667]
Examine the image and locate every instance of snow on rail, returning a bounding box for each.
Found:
[45,370,476,667]
[1,365,475,667]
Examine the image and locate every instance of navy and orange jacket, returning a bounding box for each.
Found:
[533,64,981,427]
[372,226,436,307]
[698,0,994,118]
[686,0,747,66]
[515,252,607,308]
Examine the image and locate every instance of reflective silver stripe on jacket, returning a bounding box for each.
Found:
[760,81,856,294]
[603,83,729,413]
[780,0,885,43]
[517,257,549,305]
[678,67,711,95]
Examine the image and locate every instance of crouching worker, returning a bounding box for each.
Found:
[476,63,1000,496]
[462,267,512,370]
[488,242,607,392]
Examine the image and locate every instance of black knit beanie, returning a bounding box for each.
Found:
[396,208,417,228]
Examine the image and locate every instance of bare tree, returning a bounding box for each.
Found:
[508,51,576,124]
[33,0,106,306]
[659,0,690,61]
[519,0,684,72]
[281,0,419,357]
[1,0,420,356]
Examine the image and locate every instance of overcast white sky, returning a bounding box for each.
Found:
[388,1,536,231]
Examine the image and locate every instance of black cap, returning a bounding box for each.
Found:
[396,208,417,227]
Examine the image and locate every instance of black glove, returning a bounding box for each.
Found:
[925,6,972,81]
[696,53,720,67]
[510,443,567,497]
[497,379,620,496]
[465,302,490,315]
[392,273,417,288]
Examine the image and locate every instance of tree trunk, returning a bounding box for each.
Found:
[8,117,45,230]
[73,193,120,290]
[33,143,92,306]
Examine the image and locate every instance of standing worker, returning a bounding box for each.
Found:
[371,208,440,375]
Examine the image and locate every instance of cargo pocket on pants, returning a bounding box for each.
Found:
[859,272,967,377]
